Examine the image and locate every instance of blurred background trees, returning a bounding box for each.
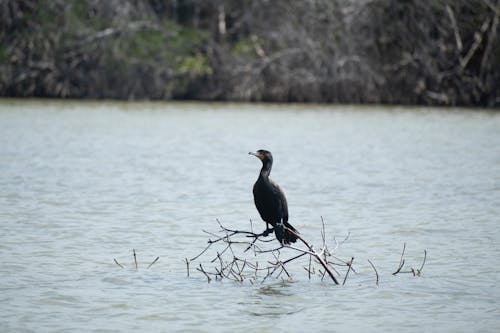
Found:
[1,0,498,106]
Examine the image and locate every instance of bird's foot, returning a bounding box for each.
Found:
[261,227,274,237]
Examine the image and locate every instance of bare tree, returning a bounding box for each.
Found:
[1,0,498,106]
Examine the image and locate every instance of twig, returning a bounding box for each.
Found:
[147,257,159,269]
[320,216,326,246]
[480,9,499,75]
[367,259,379,285]
[133,249,138,270]
[288,228,339,285]
[282,251,309,265]
[446,5,463,52]
[113,258,124,268]
[210,244,231,263]
[393,243,406,275]
[191,219,277,262]
[460,18,491,70]
[185,258,190,277]
[308,255,312,280]
[392,244,427,277]
[419,249,427,271]
[255,245,285,254]
[329,255,357,273]
[261,267,273,284]
[280,263,291,279]
[416,249,427,276]
[483,0,500,16]
[393,260,405,275]
[283,245,315,256]
[197,263,212,282]
[332,231,350,252]
[342,257,354,285]
[239,259,248,276]
[326,262,341,276]
[189,242,213,261]
[342,231,351,243]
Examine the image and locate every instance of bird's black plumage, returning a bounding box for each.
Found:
[249,150,298,244]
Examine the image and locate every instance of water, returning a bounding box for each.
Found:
[1,100,499,332]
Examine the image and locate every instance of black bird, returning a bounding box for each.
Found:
[249,150,298,244]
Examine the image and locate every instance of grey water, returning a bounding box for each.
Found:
[0,100,499,332]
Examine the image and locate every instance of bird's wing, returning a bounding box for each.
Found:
[270,179,288,224]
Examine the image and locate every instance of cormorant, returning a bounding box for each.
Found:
[249,150,298,244]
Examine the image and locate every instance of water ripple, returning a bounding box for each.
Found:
[0,102,499,332]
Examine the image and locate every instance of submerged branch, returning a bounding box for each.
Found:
[147,256,159,269]
[288,228,339,285]
[393,243,407,275]
[368,259,379,285]
[113,258,124,268]
[393,244,427,277]
[342,257,354,285]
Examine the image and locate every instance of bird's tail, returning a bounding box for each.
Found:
[282,221,298,244]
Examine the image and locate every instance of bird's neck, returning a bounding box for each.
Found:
[259,160,272,178]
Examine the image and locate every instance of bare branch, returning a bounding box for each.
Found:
[446,5,463,52]
[480,9,499,75]
[287,228,340,284]
[197,264,212,282]
[342,257,354,285]
[368,259,379,285]
[416,249,428,276]
[393,243,406,275]
[147,257,159,269]
[113,258,124,268]
[187,219,425,285]
[460,18,491,70]
[393,244,427,277]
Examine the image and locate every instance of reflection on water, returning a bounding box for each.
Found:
[0,100,499,332]
[248,282,304,317]
[258,282,295,296]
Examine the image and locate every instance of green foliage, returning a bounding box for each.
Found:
[179,54,212,75]
[230,37,257,57]
[106,21,209,71]
[168,22,210,52]
[29,2,62,27]
[63,1,107,33]
[122,31,169,62]
[1,0,498,105]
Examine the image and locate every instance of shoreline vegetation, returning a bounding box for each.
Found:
[1,1,499,107]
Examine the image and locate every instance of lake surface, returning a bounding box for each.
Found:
[0,100,499,332]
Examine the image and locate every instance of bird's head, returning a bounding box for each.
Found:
[249,149,273,163]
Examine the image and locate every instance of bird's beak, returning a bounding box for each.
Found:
[249,151,264,160]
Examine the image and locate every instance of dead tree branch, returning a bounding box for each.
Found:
[393,244,427,277]
[188,219,348,284]
[368,259,379,285]
[113,258,124,268]
[147,257,160,269]
[186,220,427,285]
